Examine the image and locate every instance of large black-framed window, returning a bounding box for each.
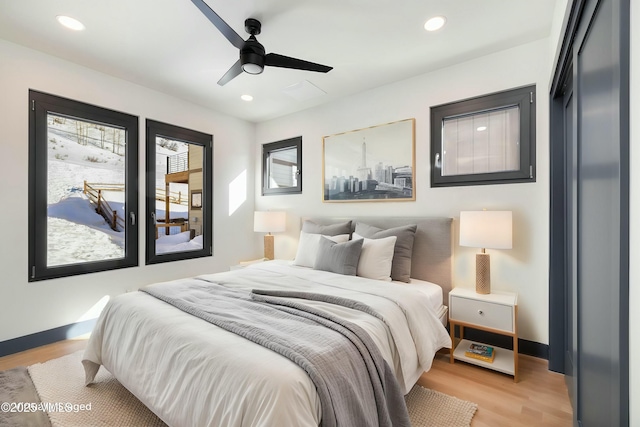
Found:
[28,90,139,281]
[262,136,302,195]
[145,119,213,265]
[430,85,536,187]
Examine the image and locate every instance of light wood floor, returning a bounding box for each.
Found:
[419,352,573,426]
[0,336,89,372]
[0,338,572,426]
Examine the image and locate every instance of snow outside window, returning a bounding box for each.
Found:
[145,119,213,265]
[29,90,139,281]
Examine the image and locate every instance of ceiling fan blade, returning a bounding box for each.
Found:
[265,53,333,73]
[217,59,243,86]
[190,0,244,49]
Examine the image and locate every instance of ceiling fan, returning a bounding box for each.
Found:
[190,0,334,86]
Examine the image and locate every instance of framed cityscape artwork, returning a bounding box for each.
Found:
[322,118,416,202]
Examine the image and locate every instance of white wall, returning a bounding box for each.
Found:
[629,0,639,421]
[548,0,570,80]
[0,40,257,343]
[255,39,552,344]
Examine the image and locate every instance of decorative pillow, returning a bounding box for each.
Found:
[301,220,352,236]
[313,237,363,276]
[354,222,417,283]
[293,231,350,268]
[351,233,397,281]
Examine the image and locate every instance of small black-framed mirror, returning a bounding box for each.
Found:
[145,119,212,264]
[262,136,302,195]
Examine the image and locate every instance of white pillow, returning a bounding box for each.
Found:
[352,233,397,281]
[293,231,350,268]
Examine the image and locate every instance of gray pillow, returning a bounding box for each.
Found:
[354,222,417,282]
[302,220,352,236]
[313,237,363,276]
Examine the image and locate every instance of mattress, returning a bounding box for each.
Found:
[394,277,448,325]
[285,260,447,324]
[83,261,451,427]
[396,277,444,312]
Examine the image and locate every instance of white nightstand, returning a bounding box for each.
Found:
[448,287,519,382]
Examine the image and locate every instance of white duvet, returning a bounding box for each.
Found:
[83,261,451,427]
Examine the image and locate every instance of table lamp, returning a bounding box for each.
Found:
[254,211,286,260]
[459,210,512,294]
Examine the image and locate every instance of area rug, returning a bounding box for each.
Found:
[405,383,478,427]
[2,351,478,426]
[0,366,51,427]
[27,351,165,427]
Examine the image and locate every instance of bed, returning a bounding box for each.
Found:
[82,217,453,427]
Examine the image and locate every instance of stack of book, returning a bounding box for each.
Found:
[465,343,495,363]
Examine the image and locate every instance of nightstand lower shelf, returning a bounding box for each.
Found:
[448,288,518,381]
[452,339,515,376]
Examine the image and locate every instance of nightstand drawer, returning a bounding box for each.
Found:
[450,296,514,333]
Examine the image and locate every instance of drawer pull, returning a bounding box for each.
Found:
[478,310,484,315]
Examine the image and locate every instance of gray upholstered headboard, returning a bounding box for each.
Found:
[303,217,453,304]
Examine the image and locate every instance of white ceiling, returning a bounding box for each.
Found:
[0,0,558,123]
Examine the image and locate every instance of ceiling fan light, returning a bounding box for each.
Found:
[240,49,265,75]
[242,63,263,74]
[424,16,446,32]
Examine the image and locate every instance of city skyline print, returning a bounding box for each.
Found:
[322,118,415,202]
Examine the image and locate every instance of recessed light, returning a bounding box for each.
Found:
[56,15,85,31]
[476,126,487,131]
[424,16,446,32]
[241,94,253,102]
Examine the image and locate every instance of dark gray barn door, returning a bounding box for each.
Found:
[575,0,628,425]
[563,74,577,408]
[549,0,629,425]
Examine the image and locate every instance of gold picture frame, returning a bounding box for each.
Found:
[322,118,416,202]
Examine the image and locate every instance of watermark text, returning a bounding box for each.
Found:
[1,402,92,413]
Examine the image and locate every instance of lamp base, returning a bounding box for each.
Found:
[476,253,490,294]
[263,234,274,260]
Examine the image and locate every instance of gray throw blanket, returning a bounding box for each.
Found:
[142,281,410,427]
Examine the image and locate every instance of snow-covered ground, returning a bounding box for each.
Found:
[46,118,201,266]
[156,232,204,254]
[47,217,124,266]
[47,118,126,266]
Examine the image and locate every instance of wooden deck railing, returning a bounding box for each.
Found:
[83,181,126,231]
[155,188,188,206]
[83,181,188,232]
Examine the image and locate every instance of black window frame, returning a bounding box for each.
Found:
[262,136,302,195]
[28,90,139,281]
[430,85,536,187]
[145,119,213,265]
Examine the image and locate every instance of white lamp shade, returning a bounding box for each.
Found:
[254,211,286,233]
[459,211,512,249]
